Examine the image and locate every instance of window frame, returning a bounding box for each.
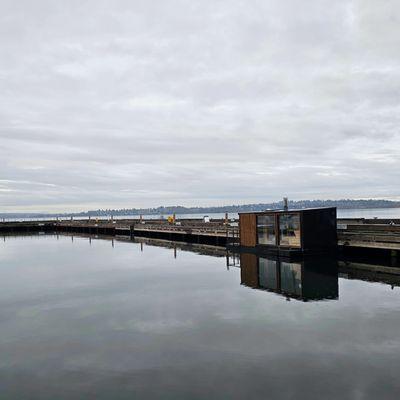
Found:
[277,212,302,248]
[256,213,278,246]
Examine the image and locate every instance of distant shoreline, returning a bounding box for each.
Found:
[2,199,400,219]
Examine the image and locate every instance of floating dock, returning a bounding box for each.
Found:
[0,217,399,259]
[0,218,236,247]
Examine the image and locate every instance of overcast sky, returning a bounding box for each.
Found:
[1,0,400,212]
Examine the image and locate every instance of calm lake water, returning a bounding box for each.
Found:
[1,235,400,399]
[5,207,400,222]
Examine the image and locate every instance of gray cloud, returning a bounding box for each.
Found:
[1,0,400,212]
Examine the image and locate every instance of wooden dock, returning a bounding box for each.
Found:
[1,217,400,257]
[131,222,235,246]
[337,218,400,260]
[338,218,400,249]
[0,218,238,247]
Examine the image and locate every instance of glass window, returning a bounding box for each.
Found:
[259,258,278,290]
[278,213,301,247]
[257,215,276,245]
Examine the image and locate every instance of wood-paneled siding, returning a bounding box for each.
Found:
[239,213,257,247]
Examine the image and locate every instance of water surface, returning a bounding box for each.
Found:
[5,207,400,222]
[1,235,400,399]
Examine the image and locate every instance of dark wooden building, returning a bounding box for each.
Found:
[239,207,337,255]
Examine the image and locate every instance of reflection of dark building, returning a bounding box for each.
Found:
[239,208,337,256]
[240,253,338,301]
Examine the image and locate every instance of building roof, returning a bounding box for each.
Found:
[238,206,337,215]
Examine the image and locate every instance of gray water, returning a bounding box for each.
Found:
[337,207,400,219]
[1,235,400,399]
[4,207,400,222]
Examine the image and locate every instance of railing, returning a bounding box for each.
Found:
[338,223,400,249]
[226,226,240,246]
[133,223,238,237]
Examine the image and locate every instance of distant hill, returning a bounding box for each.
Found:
[2,199,400,219]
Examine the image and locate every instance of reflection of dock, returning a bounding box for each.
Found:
[3,232,400,296]
[133,237,228,258]
[338,261,400,288]
[240,253,339,302]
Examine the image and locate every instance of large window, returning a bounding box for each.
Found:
[279,213,301,247]
[257,215,276,245]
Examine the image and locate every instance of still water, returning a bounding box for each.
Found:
[6,207,400,222]
[1,235,400,399]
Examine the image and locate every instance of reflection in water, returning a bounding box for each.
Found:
[240,253,339,301]
[2,233,399,291]
[1,233,400,400]
[339,261,400,288]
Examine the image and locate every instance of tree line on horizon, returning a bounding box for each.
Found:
[2,199,400,218]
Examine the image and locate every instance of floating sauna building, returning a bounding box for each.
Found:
[238,207,337,256]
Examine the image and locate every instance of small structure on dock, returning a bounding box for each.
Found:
[238,206,337,256]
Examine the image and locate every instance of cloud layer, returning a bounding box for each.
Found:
[1,0,400,212]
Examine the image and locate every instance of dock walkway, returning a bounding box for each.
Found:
[338,218,400,256]
[1,217,400,257]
